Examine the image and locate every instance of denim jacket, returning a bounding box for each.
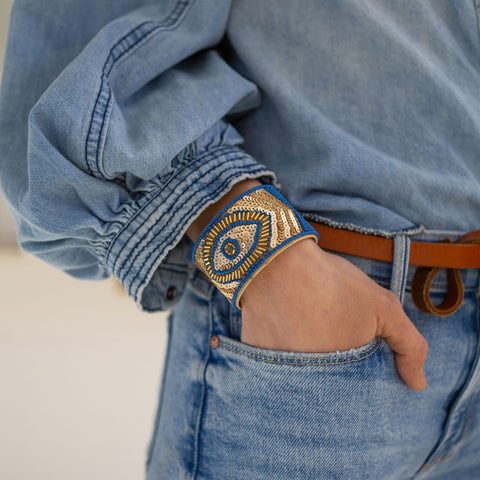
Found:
[1,0,479,311]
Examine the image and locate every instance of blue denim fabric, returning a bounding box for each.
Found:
[1,0,479,309]
[146,229,480,479]
[1,2,480,477]
[0,0,278,310]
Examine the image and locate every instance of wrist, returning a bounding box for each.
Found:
[240,236,321,311]
[191,183,320,310]
[186,178,262,242]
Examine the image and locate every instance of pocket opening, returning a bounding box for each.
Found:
[213,334,383,366]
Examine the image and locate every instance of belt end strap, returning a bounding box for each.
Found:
[411,234,480,317]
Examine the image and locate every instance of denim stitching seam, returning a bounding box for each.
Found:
[216,337,382,366]
[85,0,192,178]
[391,235,406,300]
[191,287,216,480]
[86,23,158,177]
[400,238,411,304]
[95,89,113,179]
[396,236,405,294]
[105,144,235,268]
[115,148,240,275]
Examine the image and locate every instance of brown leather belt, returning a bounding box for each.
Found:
[308,222,480,317]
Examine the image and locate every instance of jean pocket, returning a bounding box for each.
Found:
[213,333,382,367]
[198,325,389,479]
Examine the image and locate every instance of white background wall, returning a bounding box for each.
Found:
[0,0,17,244]
[0,2,169,479]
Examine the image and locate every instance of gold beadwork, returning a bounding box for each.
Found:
[193,187,318,308]
[202,209,270,282]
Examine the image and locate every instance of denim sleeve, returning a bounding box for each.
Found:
[0,0,277,310]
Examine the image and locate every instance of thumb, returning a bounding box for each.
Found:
[377,302,429,391]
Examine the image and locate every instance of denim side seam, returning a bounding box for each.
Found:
[191,285,215,480]
[145,310,175,473]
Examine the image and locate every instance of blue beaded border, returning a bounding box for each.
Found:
[192,184,319,310]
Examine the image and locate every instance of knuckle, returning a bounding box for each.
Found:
[383,290,402,312]
[412,335,429,359]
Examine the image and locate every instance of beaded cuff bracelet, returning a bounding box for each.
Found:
[192,184,319,311]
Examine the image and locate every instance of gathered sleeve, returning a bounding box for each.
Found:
[0,0,278,310]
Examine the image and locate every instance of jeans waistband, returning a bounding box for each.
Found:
[401,228,479,290]
[336,227,480,307]
[336,250,480,289]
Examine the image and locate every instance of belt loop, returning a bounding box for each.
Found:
[390,234,411,305]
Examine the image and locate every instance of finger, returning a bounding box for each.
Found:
[376,301,429,391]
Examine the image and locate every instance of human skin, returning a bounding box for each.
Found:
[186,179,428,391]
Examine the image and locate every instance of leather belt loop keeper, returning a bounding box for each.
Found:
[308,222,480,317]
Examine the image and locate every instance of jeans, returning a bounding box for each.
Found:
[145,228,480,479]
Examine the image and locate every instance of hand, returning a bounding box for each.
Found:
[240,238,428,391]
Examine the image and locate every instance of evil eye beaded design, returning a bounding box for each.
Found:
[204,210,270,283]
[221,238,240,259]
[192,184,319,311]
